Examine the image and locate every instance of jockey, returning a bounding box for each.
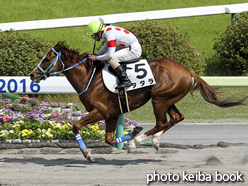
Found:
[87,20,142,89]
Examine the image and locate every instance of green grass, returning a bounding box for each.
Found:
[1,0,247,73]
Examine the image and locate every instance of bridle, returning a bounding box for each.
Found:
[36,48,96,96]
[37,48,87,80]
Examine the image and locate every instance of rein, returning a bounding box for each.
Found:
[37,48,96,96]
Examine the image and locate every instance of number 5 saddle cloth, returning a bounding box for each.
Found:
[102,59,156,94]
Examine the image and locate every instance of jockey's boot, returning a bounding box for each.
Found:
[114,65,132,89]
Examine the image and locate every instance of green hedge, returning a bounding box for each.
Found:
[0,30,52,76]
[213,11,248,76]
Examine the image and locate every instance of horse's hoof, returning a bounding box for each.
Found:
[134,126,143,133]
[128,140,136,153]
[134,133,147,145]
[152,137,160,151]
[86,153,95,163]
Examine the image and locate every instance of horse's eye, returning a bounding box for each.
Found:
[44,58,50,62]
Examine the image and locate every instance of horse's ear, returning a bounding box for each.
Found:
[54,41,67,51]
[55,41,64,47]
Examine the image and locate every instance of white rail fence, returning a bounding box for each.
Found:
[0,3,247,31]
[0,76,248,94]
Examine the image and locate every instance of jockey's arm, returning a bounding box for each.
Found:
[96,46,116,61]
[95,43,108,56]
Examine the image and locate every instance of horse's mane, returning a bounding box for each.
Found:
[55,41,94,70]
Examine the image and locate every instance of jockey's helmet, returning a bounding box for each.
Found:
[86,20,105,35]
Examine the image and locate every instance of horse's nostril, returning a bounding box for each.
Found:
[30,74,34,80]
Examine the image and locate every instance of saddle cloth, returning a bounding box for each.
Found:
[102,59,156,93]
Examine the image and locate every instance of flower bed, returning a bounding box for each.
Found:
[0,95,137,143]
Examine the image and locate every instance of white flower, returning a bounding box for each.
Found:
[127,125,135,131]
[0,130,9,136]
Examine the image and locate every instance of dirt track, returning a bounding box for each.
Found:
[0,142,248,186]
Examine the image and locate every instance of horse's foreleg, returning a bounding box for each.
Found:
[105,118,143,146]
[105,118,118,145]
[73,108,104,163]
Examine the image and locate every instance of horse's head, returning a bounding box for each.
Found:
[30,41,65,83]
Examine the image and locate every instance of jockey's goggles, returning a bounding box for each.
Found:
[91,32,101,41]
[91,33,98,40]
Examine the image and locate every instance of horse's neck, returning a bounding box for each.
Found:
[63,65,92,95]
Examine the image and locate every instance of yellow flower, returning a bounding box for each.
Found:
[93,124,99,130]
[99,131,105,135]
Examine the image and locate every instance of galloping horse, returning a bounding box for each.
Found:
[30,41,247,162]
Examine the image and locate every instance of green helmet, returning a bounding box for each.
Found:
[86,20,105,35]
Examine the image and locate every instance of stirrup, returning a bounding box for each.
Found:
[115,81,132,89]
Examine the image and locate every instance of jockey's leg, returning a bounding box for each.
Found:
[107,59,132,89]
[108,43,141,89]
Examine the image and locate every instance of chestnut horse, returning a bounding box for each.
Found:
[30,41,246,162]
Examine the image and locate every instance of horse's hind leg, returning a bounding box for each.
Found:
[152,104,184,150]
[167,104,184,127]
[134,97,169,145]
[154,104,184,139]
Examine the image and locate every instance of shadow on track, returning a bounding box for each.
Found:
[0,157,162,167]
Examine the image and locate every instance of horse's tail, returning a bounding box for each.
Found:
[190,71,247,108]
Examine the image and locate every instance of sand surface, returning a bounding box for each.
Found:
[0,145,247,186]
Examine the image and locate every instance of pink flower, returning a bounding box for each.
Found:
[0,115,12,122]
[51,112,57,117]
[51,112,61,117]
[19,97,31,101]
